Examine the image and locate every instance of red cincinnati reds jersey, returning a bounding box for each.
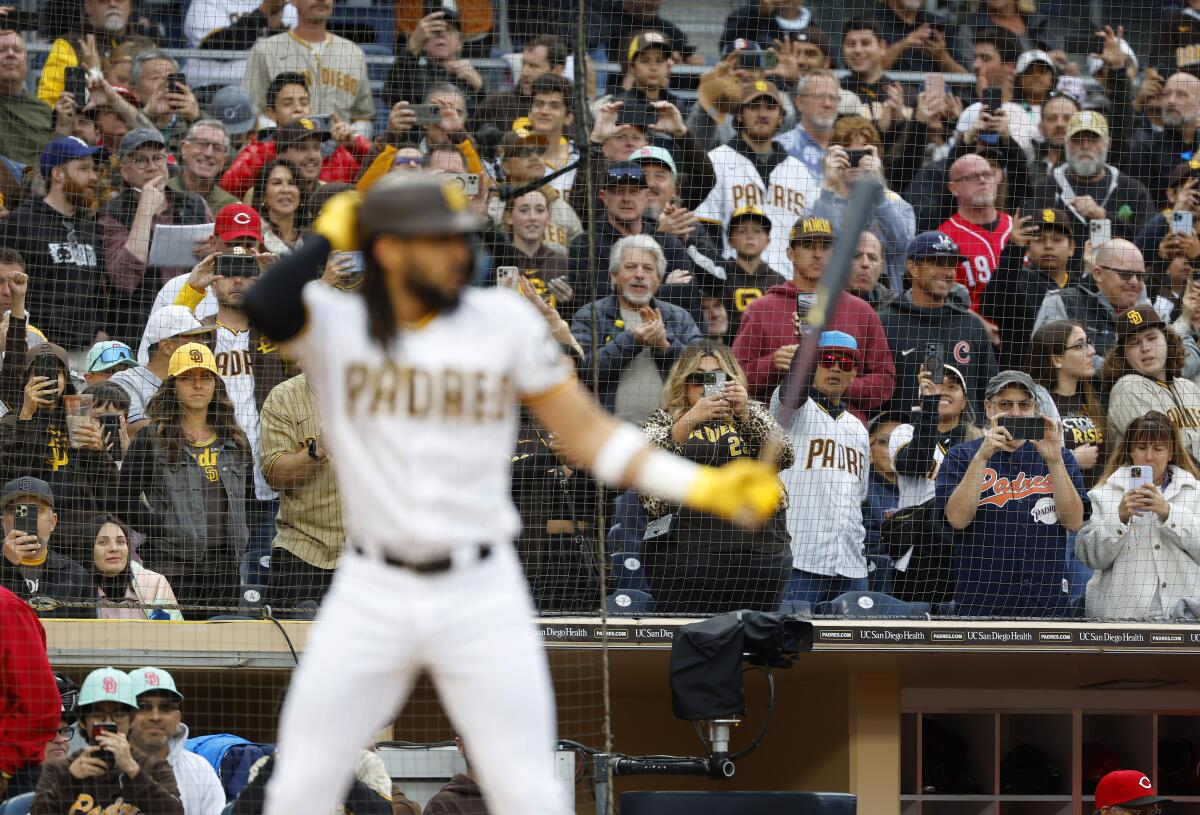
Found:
[939,212,1014,312]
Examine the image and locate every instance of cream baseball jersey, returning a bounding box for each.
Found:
[293,284,573,555]
[212,325,277,501]
[695,144,820,276]
[888,423,946,509]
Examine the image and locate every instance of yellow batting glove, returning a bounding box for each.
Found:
[685,460,782,526]
[313,191,362,252]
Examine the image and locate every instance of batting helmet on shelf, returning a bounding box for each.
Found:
[357,174,485,243]
[55,673,78,724]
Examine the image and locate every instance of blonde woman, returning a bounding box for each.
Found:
[1076,411,1200,619]
[640,342,793,614]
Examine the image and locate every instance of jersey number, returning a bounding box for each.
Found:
[960,257,992,288]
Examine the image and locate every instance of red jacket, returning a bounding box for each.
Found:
[220,135,371,199]
[0,585,59,777]
[732,280,896,417]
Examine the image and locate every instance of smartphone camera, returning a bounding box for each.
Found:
[215,252,260,278]
[924,343,945,384]
[846,148,868,169]
[702,371,727,398]
[91,723,118,767]
[98,413,122,463]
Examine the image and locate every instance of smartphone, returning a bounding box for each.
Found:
[795,292,815,327]
[703,370,727,398]
[331,251,364,289]
[13,502,38,537]
[91,723,117,767]
[999,416,1046,440]
[924,342,945,384]
[923,72,945,99]
[982,86,1003,113]
[846,148,868,169]
[215,252,260,278]
[495,265,520,289]
[412,103,443,126]
[63,66,89,106]
[1128,463,1152,514]
[98,413,122,463]
[736,51,778,71]
[1089,218,1112,247]
[448,173,480,197]
[1173,210,1194,235]
[30,356,60,384]
[167,72,186,94]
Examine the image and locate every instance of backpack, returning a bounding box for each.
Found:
[186,733,276,800]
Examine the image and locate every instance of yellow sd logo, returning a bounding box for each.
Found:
[1042,209,1055,223]
[189,349,203,363]
[1128,310,1143,326]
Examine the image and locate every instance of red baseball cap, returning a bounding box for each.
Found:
[1094,770,1172,810]
[215,203,263,243]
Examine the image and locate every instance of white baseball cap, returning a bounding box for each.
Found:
[1016,50,1055,76]
[143,305,214,348]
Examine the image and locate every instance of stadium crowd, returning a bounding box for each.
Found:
[0,0,1198,633]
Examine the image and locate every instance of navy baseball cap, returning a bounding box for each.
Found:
[722,38,763,57]
[602,161,647,188]
[39,136,103,179]
[906,231,962,262]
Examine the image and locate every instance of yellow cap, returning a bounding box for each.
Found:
[168,342,218,378]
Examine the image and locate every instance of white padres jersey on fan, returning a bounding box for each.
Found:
[293,284,573,556]
[888,423,946,509]
[213,325,276,501]
[772,391,870,577]
[695,144,820,276]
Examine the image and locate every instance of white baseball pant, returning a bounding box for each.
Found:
[263,545,569,815]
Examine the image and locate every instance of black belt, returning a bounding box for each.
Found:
[352,544,492,574]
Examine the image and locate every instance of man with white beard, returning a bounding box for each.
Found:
[1132,72,1200,206]
[37,0,158,106]
[777,71,840,181]
[1023,110,1154,246]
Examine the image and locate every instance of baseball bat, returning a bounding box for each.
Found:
[772,179,884,431]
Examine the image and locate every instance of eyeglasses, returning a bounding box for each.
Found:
[137,699,181,714]
[83,709,132,722]
[125,153,168,169]
[951,170,995,183]
[89,345,134,372]
[992,399,1035,412]
[54,726,75,739]
[185,139,227,154]
[392,156,424,167]
[818,352,857,372]
[1095,265,1145,281]
[1063,339,1094,352]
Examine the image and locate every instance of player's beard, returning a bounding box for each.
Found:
[405,266,465,314]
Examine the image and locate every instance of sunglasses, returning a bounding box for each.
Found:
[1095,265,1144,281]
[818,351,856,372]
[89,345,134,372]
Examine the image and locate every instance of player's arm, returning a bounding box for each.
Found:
[528,381,780,526]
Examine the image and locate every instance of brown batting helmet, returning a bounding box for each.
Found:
[357,174,486,242]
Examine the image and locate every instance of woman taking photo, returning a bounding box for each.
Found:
[885,363,983,603]
[117,343,251,616]
[1102,306,1200,463]
[251,159,307,254]
[640,343,792,615]
[91,514,182,620]
[1076,411,1200,619]
[1029,320,1103,483]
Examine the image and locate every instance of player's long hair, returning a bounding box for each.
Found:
[1095,410,1200,485]
[360,237,397,348]
[660,342,750,422]
[145,373,250,464]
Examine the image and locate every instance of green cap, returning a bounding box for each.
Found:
[78,667,138,710]
[128,666,183,702]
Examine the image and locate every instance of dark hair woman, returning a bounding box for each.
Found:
[90,514,181,620]
[116,342,251,616]
[1028,319,1104,483]
[252,159,309,254]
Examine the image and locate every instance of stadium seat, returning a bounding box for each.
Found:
[240,584,268,616]
[606,589,655,615]
[816,592,932,618]
[220,804,235,815]
[934,600,958,617]
[620,791,857,814]
[0,793,33,815]
[610,551,649,592]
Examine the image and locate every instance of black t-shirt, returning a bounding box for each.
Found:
[188,438,229,570]
[717,258,781,338]
[1052,389,1103,487]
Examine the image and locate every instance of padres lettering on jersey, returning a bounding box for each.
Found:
[345,364,514,422]
[803,437,866,475]
[67,793,141,814]
[977,468,1055,507]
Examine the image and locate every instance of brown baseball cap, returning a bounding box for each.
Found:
[1024,207,1075,237]
[1116,306,1167,345]
[742,79,784,108]
[357,174,485,241]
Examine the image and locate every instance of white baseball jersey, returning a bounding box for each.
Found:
[292,284,573,556]
[184,0,298,86]
[245,31,376,125]
[888,423,945,509]
[213,325,277,501]
[695,144,820,276]
[771,390,870,577]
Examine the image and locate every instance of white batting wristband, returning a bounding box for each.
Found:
[635,448,701,505]
[591,424,647,485]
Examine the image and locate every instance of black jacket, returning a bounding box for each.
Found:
[877,291,999,419]
[0,550,91,619]
[1022,166,1155,247]
[1130,126,1200,206]
[383,51,483,113]
[979,240,1077,370]
[0,199,102,350]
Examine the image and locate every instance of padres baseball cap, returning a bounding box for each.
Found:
[742,79,784,108]
[39,136,103,179]
[818,330,860,359]
[1,476,54,509]
[128,666,184,702]
[790,215,834,243]
[985,370,1038,400]
[1066,110,1109,140]
[85,340,137,374]
[119,127,166,158]
[1094,770,1172,810]
[1023,207,1074,237]
[628,30,671,63]
[144,305,215,348]
[906,231,962,262]
[629,145,677,179]
[1116,306,1167,345]
[215,203,264,243]
[729,206,772,230]
[276,117,329,149]
[78,667,138,711]
[358,173,486,241]
[208,85,256,135]
[168,342,219,378]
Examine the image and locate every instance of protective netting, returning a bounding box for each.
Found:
[4,0,1200,811]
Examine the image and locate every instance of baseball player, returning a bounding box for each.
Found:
[240,175,781,815]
